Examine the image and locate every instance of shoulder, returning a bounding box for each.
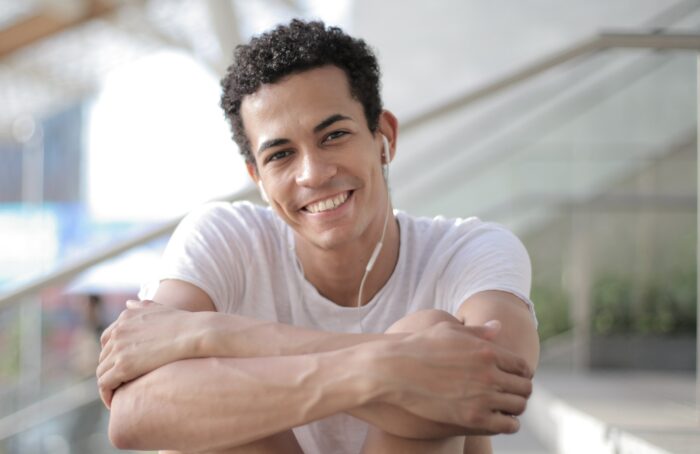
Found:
[173,200,281,240]
[180,200,274,227]
[398,211,523,252]
[165,200,286,263]
[398,212,530,281]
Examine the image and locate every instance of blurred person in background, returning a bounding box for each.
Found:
[97,19,539,454]
[74,294,104,377]
[68,293,106,453]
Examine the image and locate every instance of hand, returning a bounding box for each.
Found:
[368,320,533,435]
[97,300,207,408]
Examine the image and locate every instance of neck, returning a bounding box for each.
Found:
[294,210,400,308]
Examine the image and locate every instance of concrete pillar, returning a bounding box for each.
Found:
[570,209,592,371]
[696,56,699,419]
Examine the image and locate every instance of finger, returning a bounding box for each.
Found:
[96,353,113,378]
[493,368,533,398]
[471,320,501,342]
[100,320,117,347]
[492,348,532,378]
[487,392,528,416]
[463,321,501,340]
[99,368,124,406]
[482,320,501,338]
[98,339,114,364]
[485,412,520,434]
[126,299,144,309]
[105,387,113,409]
[98,383,112,409]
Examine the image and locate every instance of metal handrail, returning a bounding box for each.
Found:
[1,32,699,310]
[401,31,700,130]
[0,186,259,309]
[0,377,98,440]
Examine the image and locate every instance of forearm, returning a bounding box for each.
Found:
[349,402,467,439]
[200,311,407,357]
[200,314,469,438]
[199,313,521,440]
[109,348,372,452]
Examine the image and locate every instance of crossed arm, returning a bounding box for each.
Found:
[98,280,538,452]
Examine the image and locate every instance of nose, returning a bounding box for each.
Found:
[295,149,337,188]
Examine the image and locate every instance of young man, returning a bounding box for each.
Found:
[97,20,539,454]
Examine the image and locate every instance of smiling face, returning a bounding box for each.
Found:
[241,65,395,252]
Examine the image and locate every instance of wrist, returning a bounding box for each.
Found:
[191,311,221,358]
[321,345,385,409]
[352,340,402,407]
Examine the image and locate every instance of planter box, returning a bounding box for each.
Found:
[590,335,696,371]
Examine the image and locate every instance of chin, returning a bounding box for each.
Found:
[297,226,356,251]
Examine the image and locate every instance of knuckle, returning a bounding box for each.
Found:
[479,370,495,385]
[112,325,125,339]
[461,407,482,426]
[470,410,486,428]
[477,345,496,362]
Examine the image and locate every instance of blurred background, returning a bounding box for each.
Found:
[0,1,697,453]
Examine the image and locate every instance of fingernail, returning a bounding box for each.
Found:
[484,320,501,329]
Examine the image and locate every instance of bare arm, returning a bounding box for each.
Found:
[109,348,370,451]
[97,279,408,405]
[106,280,378,451]
[456,290,539,372]
[102,281,533,449]
[456,290,540,454]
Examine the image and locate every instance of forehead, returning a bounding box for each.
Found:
[240,66,365,145]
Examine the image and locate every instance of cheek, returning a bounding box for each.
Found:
[265,177,295,211]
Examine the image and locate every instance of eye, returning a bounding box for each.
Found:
[324,130,348,142]
[265,149,293,164]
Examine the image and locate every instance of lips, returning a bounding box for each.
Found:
[303,191,351,213]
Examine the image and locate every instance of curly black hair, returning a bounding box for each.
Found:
[220,19,383,165]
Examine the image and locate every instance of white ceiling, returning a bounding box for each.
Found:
[0,0,694,139]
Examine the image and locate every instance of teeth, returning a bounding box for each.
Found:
[306,192,349,213]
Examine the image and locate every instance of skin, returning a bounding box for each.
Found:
[99,65,539,453]
[242,65,400,308]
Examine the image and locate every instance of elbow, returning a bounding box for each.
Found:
[108,385,145,450]
[109,422,133,450]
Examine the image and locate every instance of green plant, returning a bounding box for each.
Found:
[531,284,571,341]
[592,270,696,336]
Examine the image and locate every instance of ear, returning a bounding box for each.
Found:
[377,110,399,162]
[246,161,259,184]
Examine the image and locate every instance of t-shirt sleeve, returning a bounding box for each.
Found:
[138,202,249,313]
[441,223,537,326]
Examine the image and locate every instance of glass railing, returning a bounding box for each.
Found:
[393,45,697,364]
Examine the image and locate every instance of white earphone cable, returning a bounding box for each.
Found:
[356,135,392,310]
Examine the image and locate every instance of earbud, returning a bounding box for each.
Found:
[381,135,390,183]
[258,181,269,203]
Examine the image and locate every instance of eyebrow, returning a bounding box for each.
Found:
[256,114,353,155]
[313,114,352,133]
[257,138,290,155]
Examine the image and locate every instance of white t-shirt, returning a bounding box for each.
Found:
[140,201,536,454]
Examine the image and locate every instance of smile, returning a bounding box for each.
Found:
[304,191,351,213]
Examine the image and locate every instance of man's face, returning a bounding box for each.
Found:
[241,65,389,251]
